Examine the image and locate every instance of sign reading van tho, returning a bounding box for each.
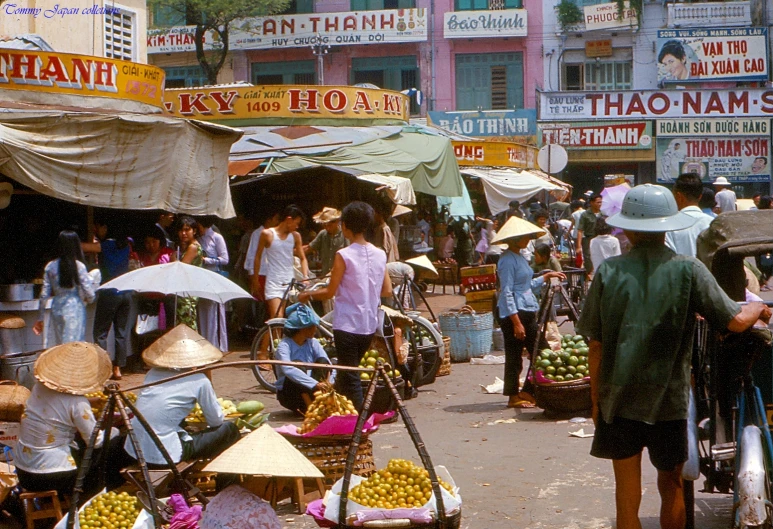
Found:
[0,50,165,111]
[164,85,410,125]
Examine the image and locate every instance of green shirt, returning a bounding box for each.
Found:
[309,229,348,276]
[578,210,601,239]
[531,256,562,274]
[576,243,740,424]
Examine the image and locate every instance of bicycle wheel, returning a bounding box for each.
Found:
[408,316,443,387]
[250,321,285,393]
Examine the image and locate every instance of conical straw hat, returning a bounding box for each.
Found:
[34,342,112,395]
[142,324,222,369]
[204,426,324,478]
[491,216,546,245]
[405,255,438,276]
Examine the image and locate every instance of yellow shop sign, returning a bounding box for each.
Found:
[0,50,165,110]
[163,85,410,125]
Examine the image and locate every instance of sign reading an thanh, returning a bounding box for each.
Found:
[0,50,165,111]
[656,28,768,83]
[147,9,427,54]
[538,89,773,121]
[443,9,527,39]
[656,118,770,184]
[428,109,536,137]
[539,121,652,150]
[453,141,536,169]
[583,2,637,31]
[164,85,410,125]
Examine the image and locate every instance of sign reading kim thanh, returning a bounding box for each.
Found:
[443,9,527,39]
[147,9,428,53]
[656,28,768,83]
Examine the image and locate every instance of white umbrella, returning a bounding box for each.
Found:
[98,261,252,303]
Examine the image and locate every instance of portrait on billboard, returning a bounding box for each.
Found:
[658,40,701,82]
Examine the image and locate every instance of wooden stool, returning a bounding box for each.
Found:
[20,490,64,529]
[244,476,326,513]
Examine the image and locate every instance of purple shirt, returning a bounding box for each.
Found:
[333,243,386,335]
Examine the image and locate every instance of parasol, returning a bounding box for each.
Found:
[98,261,252,304]
[600,183,632,217]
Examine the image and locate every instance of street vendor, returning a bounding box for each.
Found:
[493,217,565,409]
[303,207,348,277]
[275,303,333,415]
[123,325,239,465]
[14,342,114,497]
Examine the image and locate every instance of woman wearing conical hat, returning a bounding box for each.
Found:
[123,325,239,467]
[14,342,113,497]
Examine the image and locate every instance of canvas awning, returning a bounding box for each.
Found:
[0,109,242,217]
[463,168,570,216]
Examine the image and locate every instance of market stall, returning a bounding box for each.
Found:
[461,167,572,216]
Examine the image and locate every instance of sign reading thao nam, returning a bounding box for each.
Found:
[443,9,527,39]
[164,85,410,125]
[656,28,768,83]
[147,9,428,54]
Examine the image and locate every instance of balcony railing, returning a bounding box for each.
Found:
[667,1,751,28]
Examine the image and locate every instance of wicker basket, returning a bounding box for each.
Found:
[283,434,376,488]
[0,380,30,422]
[437,337,452,377]
[533,379,592,414]
[438,306,493,363]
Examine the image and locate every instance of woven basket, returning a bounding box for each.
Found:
[437,337,452,377]
[438,306,493,363]
[0,380,30,422]
[533,379,592,414]
[283,434,376,488]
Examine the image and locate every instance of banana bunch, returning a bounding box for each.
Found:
[299,390,358,434]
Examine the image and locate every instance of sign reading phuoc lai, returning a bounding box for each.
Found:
[656,118,770,184]
[656,28,768,83]
[443,9,527,39]
[583,2,638,31]
[164,85,410,124]
[538,89,773,121]
[428,109,536,137]
[539,121,652,150]
[0,50,165,111]
[147,9,427,53]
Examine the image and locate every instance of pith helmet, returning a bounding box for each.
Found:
[606,184,696,233]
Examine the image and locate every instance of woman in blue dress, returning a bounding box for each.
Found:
[33,231,96,344]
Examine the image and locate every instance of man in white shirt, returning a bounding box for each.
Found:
[666,173,715,257]
[713,176,737,213]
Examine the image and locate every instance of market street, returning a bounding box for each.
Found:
[115,291,740,529]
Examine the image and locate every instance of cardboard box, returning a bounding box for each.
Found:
[461,274,496,288]
[0,421,20,449]
[465,289,496,302]
[460,265,496,278]
[466,299,494,313]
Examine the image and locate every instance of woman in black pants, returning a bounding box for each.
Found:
[493,217,565,408]
[298,202,392,411]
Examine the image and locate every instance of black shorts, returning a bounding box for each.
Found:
[591,415,687,472]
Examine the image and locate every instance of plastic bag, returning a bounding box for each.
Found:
[545,321,563,351]
[480,377,505,394]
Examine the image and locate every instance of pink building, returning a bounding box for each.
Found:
[149,0,543,116]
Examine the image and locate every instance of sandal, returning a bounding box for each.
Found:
[507,398,535,409]
[516,391,536,404]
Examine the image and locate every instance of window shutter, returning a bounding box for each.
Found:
[104,6,135,61]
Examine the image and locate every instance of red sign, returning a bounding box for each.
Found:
[539,121,652,149]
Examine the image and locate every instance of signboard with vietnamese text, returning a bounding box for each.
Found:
[0,50,165,111]
[428,109,536,137]
[453,141,537,169]
[147,9,428,54]
[538,89,773,121]
[583,2,637,31]
[585,40,613,58]
[443,9,527,39]
[164,85,410,125]
[656,28,768,83]
[539,121,652,150]
[656,118,770,184]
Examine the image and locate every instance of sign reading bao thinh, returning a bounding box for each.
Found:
[164,85,410,125]
[0,50,165,112]
[147,9,427,53]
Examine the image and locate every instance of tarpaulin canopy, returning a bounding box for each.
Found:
[463,168,570,216]
[356,173,416,205]
[236,125,463,198]
[0,109,242,217]
[437,178,475,219]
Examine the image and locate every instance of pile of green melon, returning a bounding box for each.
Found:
[535,334,589,383]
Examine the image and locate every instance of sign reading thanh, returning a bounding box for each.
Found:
[656,118,770,184]
[147,9,428,54]
[0,50,165,111]
[539,121,652,149]
[443,9,527,39]
[164,85,410,125]
[656,28,768,83]
[538,89,773,121]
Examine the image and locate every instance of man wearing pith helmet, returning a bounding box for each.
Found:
[576,184,770,529]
